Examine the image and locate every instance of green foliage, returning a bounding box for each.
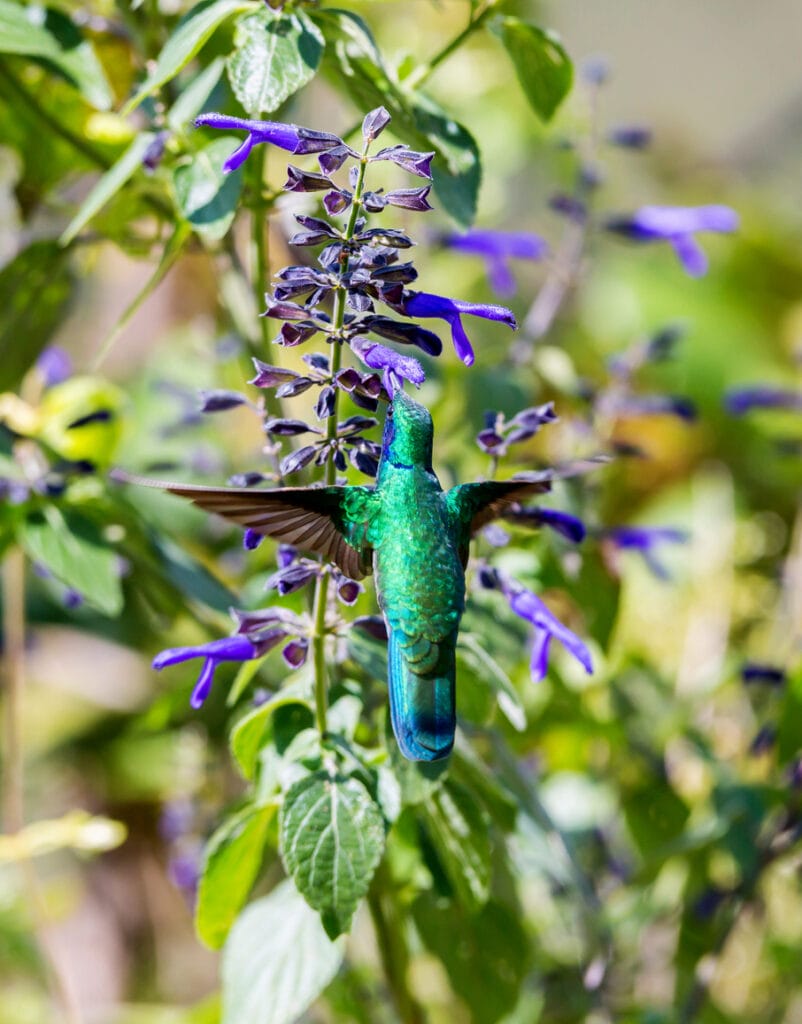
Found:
[0,0,112,109]
[227,8,324,116]
[196,801,276,948]
[173,137,243,240]
[124,0,255,113]
[221,880,345,1024]
[0,240,73,392]
[280,773,385,938]
[19,509,123,616]
[491,17,573,123]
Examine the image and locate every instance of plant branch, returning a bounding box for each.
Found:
[368,863,426,1024]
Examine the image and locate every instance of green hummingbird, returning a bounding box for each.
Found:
[116,391,560,761]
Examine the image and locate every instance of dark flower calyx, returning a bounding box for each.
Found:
[362,106,391,143]
[265,417,322,436]
[284,165,335,193]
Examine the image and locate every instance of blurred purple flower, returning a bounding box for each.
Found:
[402,291,516,366]
[350,337,425,396]
[504,585,593,682]
[741,663,786,687]
[725,386,802,416]
[153,635,273,708]
[605,205,738,276]
[603,525,688,580]
[441,229,548,297]
[195,112,342,173]
[243,528,263,551]
[37,347,72,387]
[507,507,586,543]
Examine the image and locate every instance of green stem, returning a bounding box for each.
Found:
[310,150,370,741]
[405,0,498,90]
[368,864,426,1024]
[2,546,24,835]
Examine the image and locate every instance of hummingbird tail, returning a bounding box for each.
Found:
[387,628,456,762]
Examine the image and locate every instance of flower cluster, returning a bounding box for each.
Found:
[153,105,523,708]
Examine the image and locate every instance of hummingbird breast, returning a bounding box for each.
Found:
[371,466,465,649]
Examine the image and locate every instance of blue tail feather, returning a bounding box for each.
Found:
[388,628,455,761]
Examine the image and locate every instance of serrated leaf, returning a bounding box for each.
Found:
[173,137,243,240]
[0,1,113,110]
[315,8,480,227]
[420,779,491,911]
[60,132,157,246]
[491,17,573,123]
[222,879,344,1024]
[280,773,385,938]
[0,240,74,393]
[124,0,255,114]
[196,802,276,948]
[227,8,324,116]
[19,509,123,616]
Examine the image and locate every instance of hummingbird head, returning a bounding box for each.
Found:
[382,390,434,468]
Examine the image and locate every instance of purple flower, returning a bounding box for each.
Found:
[605,205,738,277]
[401,291,517,366]
[153,635,268,708]
[243,528,263,551]
[350,337,425,396]
[194,112,342,174]
[506,507,586,543]
[36,346,72,387]
[741,663,786,687]
[371,145,434,179]
[505,585,593,682]
[725,387,802,416]
[441,229,548,297]
[603,526,688,580]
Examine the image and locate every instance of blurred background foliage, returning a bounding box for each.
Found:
[2,1,802,1023]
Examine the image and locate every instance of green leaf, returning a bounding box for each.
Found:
[459,633,526,731]
[0,240,74,393]
[0,1,113,110]
[412,897,529,1024]
[167,56,226,131]
[123,0,255,114]
[420,779,490,911]
[491,17,573,123]
[280,773,385,938]
[222,879,344,1024]
[227,8,324,116]
[173,137,243,240]
[230,675,313,779]
[315,8,480,227]
[196,802,276,948]
[60,132,157,246]
[19,509,123,616]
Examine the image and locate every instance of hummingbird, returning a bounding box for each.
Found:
[115,391,560,761]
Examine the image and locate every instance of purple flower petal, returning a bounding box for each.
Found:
[402,291,516,367]
[37,346,72,387]
[362,106,391,143]
[243,528,263,551]
[505,586,593,680]
[195,112,342,173]
[724,386,802,415]
[351,337,425,396]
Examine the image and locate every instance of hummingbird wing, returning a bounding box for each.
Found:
[111,471,378,580]
[446,457,609,538]
[446,475,553,537]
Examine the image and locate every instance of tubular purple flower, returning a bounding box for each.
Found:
[36,346,72,387]
[194,112,343,173]
[350,337,425,396]
[441,229,548,297]
[153,635,267,708]
[603,525,688,580]
[725,386,802,416]
[402,291,517,366]
[505,586,593,682]
[605,205,738,277]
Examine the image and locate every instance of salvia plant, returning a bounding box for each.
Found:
[3,3,802,1024]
